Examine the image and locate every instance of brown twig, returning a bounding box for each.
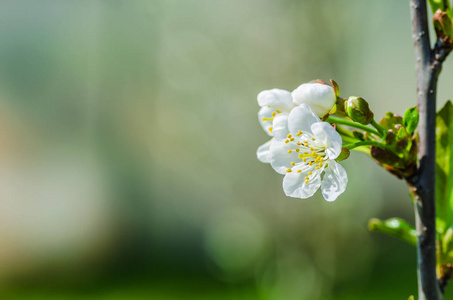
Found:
[410,0,453,299]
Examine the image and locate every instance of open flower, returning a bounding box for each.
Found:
[257,89,296,139]
[257,89,296,163]
[269,104,348,201]
[256,82,337,164]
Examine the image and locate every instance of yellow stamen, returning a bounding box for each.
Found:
[311,137,315,141]
[308,172,312,175]
[286,168,292,173]
[272,112,276,117]
[262,117,274,122]
[305,180,309,184]
[297,142,302,146]
[310,147,314,151]
[319,162,323,167]
[287,134,292,138]
[315,166,320,170]
[285,139,289,143]
[297,170,302,173]
[290,138,295,141]
[276,110,282,113]
[312,152,317,156]
[295,149,300,152]
[268,127,273,133]
[304,140,308,144]
[309,161,313,166]
[304,177,309,180]
[291,162,295,166]
[288,149,292,153]
[299,154,303,159]
[303,158,307,162]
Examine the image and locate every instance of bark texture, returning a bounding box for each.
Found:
[409,0,451,299]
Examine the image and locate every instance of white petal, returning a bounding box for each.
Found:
[287,103,320,136]
[257,89,294,110]
[257,139,273,163]
[291,83,336,117]
[282,168,321,199]
[258,106,274,136]
[269,140,301,174]
[272,113,289,141]
[321,161,348,202]
[311,122,342,160]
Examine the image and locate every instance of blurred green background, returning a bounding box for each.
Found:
[0,0,452,299]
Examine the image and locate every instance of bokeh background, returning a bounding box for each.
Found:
[0,0,452,299]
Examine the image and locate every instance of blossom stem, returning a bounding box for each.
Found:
[326,117,382,137]
[371,119,386,135]
[343,140,399,156]
[339,134,357,143]
[335,126,354,138]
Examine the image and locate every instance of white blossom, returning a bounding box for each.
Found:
[256,89,296,163]
[256,82,337,164]
[257,89,296,139]
[269,104,348,201]
[292,82,336,117]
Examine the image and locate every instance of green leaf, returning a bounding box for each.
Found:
[368,218,417,246]
[379,112,402,131]
[335,147,350,162]
[442,226,453,263]
[428,0,450,14]
[403,106,419,134]
[436,101,453,234]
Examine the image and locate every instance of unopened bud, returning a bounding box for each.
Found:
[345,96,374,125]
[433,9,453,41]
[292,82,336,117]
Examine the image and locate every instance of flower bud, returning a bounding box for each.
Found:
[291,82,336,117]
[345,96,374,125]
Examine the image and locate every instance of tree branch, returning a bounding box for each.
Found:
[409,0,443,299]
[410,0,453,298]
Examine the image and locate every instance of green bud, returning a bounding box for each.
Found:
[345,96,374,125]
[433,9,453,40]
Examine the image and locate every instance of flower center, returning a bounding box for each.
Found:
[284,131,328,184]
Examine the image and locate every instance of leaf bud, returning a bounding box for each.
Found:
[433,9,453,41]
